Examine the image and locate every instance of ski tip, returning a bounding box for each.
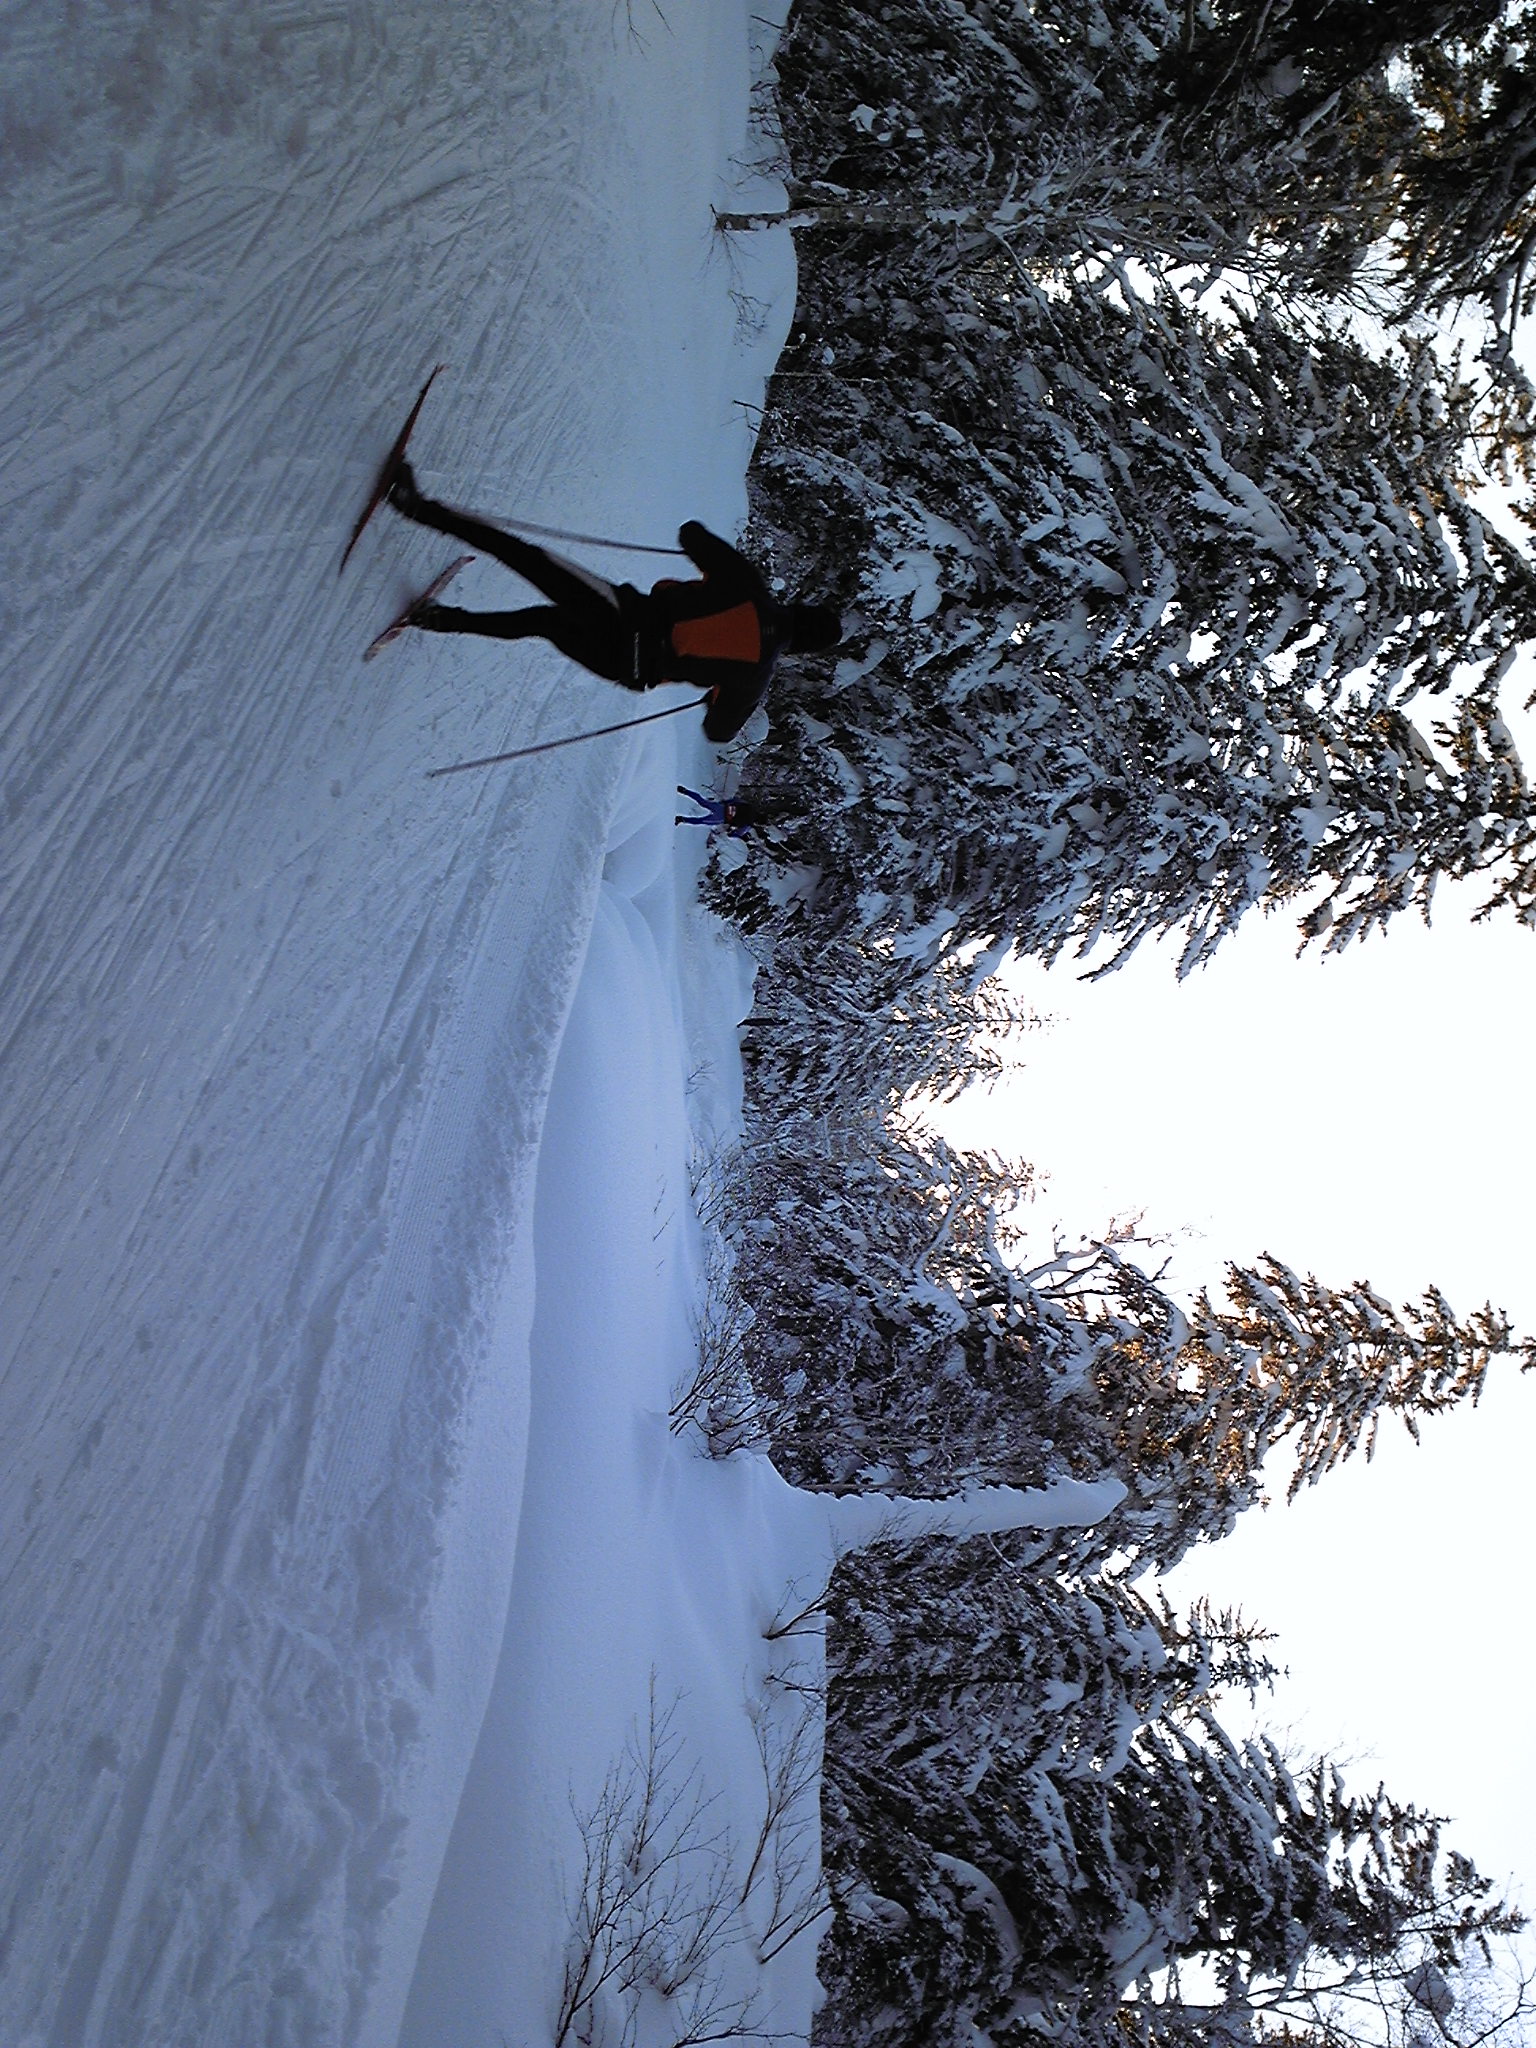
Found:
[361,553,473,662]
[338,365,450,576]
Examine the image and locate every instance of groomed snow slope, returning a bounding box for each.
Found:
[1,8,1134,2041]
[0,4,799,2042]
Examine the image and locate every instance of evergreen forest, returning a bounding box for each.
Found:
[712,4,1536,2043]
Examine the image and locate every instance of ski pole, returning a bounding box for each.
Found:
[494,514,688,558]
[426,694,712,777]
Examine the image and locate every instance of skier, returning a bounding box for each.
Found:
[675,786,759,837]
[384,465,842,743]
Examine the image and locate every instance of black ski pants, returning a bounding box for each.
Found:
[392,490,642,687]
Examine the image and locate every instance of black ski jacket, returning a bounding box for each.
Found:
[636,522,791,742]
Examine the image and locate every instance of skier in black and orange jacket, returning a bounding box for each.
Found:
[385,464,841,742]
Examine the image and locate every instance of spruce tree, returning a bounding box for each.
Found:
[817,1539,1526,2048]
[738,275,1536,981]
[723,0,1536,986]
[737,1120,1531,1570]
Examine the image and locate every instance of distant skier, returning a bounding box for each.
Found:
[384,464,842,742]
[675,786,759,837]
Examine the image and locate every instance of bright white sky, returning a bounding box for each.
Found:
[938,873,1536,1920]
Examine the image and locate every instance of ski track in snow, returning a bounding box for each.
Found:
[0,3,797,2042]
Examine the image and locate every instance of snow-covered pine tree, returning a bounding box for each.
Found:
[763,0,1536,352]
[1173,0,1536,354]
[817,1560,1213,2048]
[722,0,1536,994]
[734,1122,1057,1502]
[739,276,1536,983]
[1052,1240,1536,1565]
[1185,1253,1534,1496]
[731,0,1367,283]
[738,943,1041,1127]
[736,1120,1530,1572]
[816,1536,1525,2048]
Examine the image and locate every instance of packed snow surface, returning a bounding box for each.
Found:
[0,2,798,2041]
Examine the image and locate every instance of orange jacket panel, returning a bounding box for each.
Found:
[669,601,762,667]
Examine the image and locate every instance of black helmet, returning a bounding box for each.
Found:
[786,602,842,654]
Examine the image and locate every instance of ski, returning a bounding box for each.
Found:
[339,364,445,575]
[362,554,473,662]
